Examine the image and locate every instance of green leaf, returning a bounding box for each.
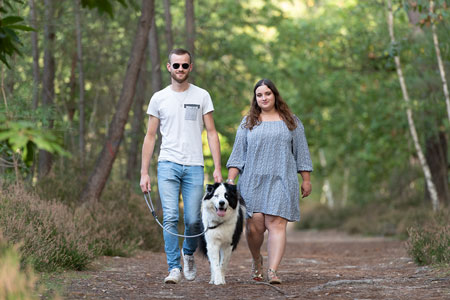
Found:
[1,16,24,26]
[6,25,35,32]
[3,27,20,43]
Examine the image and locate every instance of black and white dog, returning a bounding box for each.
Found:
[199,182,245,285]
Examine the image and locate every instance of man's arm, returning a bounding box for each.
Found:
[140,116,160,192]
[203,112,223,183]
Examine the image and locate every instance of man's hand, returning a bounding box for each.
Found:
[140,174,152,192]
[213,168,223,183]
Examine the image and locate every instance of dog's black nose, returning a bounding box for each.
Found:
[219,200,225,207]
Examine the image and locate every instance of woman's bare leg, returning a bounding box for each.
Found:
[245,213,266,260]
[265,215,288,271]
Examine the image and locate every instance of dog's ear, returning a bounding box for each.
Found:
[204,184,216,200]
[225,183,237,192]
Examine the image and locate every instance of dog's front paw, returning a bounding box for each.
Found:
[213,275,226,285]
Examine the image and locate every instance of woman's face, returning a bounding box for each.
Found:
[255,84,276,112]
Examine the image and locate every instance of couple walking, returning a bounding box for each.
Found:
[140,48,313,285]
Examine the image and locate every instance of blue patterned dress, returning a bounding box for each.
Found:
[226,116,313,222]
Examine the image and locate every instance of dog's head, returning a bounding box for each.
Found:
[203,183,239,218]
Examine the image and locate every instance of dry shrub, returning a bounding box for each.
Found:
[407,210,450,266]
[0,184,93,272]
[0,232,39,300]
[297,200,435,239]
[98,180,164,253]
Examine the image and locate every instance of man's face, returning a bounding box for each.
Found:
[167,53,192,84]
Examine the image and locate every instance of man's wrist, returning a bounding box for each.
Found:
[226,178,235,184]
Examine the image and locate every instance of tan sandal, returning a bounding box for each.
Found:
[251,255,264,281]
[267,268,281,284]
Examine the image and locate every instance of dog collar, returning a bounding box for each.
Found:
[208,222,224,230]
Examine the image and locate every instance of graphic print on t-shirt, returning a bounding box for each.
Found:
[184,104,200,121]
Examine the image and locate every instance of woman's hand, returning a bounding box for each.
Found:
[301,180,311,198]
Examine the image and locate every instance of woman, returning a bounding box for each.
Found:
[226,79,313,284]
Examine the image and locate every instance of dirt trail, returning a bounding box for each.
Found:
[48,229,449,299]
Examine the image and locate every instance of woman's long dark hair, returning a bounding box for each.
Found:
[244,79,297,131]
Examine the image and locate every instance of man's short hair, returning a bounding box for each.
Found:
[168,48,192,64]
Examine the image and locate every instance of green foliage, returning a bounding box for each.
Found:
[0,120,71,165]
[81,0,129,18]
[407,210,450,266]
[0,1,34,68]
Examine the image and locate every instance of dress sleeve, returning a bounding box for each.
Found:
[226,118,248,173]
[292,115,313,172]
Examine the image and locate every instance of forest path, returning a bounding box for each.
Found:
[45,229,449,299]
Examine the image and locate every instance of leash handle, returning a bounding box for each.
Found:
[143,191,208,238]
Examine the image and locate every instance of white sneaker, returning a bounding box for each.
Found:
[164,268,181,284]
[182,249,197,281]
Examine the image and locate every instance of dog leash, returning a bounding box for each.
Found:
[143,191,222,238]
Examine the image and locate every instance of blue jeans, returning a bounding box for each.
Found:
[157,161,204,271]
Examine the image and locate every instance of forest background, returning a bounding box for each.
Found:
[0,0,449,297]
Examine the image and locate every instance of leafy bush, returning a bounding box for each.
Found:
[407,211,450,266]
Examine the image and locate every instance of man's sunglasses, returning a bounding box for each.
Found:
[172,63,190,70]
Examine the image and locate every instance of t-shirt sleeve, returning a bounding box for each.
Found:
[147,94,159,118]
[202,91,214,115]
[292,115,313,172]
[226,118,248,172]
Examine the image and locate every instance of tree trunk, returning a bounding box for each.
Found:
[38,0,55,178]
[163,0,174,51]
[125,57,148,181]
[185,0,195,55]
[149,15,163,157]
[425,132,449,205]
[75,0,86,165]
[80,0,155,203]
[430,0,450,123]
[386,0,439,211]
[319,149,334,208]
[149,15,163,94]
[29,0,40,109]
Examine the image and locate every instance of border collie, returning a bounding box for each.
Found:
[199,182,245,285]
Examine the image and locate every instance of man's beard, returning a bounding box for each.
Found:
[171,72,189,84]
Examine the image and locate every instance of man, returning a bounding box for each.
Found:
[140,48,223,284]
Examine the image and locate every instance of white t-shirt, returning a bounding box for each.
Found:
[147,84,214,166]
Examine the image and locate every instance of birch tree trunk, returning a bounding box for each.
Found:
[430,0,450,123]
[38,0,55,178]
[29,0,40,109]
[386,0,439,211]
[75,0,86,165]
[163,0,174,51]
[185,0,195,80]
[80,0,155,203]
[319,149,334,208]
